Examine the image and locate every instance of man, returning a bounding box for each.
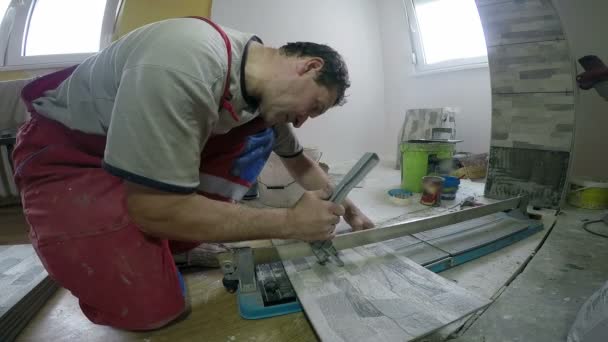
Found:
[12,17,374,330]
[576,55,608,100]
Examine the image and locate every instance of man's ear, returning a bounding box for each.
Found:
[296,57,324,76]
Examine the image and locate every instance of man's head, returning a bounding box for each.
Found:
[255,42,350,127]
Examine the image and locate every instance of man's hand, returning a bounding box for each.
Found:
[343,203,374,231]
[284,189,345,241]
[279,152,373,234]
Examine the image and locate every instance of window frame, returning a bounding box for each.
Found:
[403,0,488,75]
[0,0,121,70]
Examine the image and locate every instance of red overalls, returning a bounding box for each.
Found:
[12,18,272,330]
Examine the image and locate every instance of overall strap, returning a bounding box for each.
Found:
[187,16,239,122]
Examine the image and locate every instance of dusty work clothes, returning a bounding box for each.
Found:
[13,18,301,330]
[32,18,302,192]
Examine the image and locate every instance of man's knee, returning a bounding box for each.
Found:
[79,292,186,331]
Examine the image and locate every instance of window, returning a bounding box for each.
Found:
[404,0,488,73]
[0,0,121,69]
[0,1,9,19]
[0,0,11,63]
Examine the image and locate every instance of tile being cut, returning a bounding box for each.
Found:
[282,243,490,342]
[379,235,448,267]
[413,212,531,255]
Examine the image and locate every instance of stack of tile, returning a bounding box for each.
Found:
[0,245,58,342]
[0,131,19,206]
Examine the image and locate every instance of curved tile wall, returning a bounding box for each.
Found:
[476,0,575,208]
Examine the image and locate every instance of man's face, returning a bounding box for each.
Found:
[259,58,338,128]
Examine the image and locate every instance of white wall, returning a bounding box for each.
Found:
[213,0,604,178]
[377,0,492,158]
[211,0,386,163]
[552,0,608,179]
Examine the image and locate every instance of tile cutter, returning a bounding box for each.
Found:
[218,154,535,319]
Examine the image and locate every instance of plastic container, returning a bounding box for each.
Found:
[441,176,460,200]
[388,188,413,205]
[567,177,608,209]
[568,280,608,342]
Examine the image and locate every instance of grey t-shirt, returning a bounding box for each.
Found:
[32,18,302,193]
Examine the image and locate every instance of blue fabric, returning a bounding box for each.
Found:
[177,269,186,297]
[230,128,275,183]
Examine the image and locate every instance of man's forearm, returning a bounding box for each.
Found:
[281,153,374,231]
[282,154,331,191]
[126,183,289,242]
[281,154,357,210]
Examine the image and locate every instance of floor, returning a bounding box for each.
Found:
[0,206,30,245]
[1,160,606,341]
[454,207,608,342]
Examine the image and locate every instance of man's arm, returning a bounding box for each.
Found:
[126,182,344,242]
[280,153,374,231]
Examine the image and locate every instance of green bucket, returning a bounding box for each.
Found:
[400,142,455,193]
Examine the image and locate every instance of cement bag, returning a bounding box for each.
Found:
[568,280,608,342]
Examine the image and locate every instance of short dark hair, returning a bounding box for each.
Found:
[279,42,350,106]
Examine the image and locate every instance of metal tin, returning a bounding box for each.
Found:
[420,176,444,206]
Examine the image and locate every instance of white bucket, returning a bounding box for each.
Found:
[258,148,321,208]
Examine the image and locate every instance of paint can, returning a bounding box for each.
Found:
[420,176,444,206]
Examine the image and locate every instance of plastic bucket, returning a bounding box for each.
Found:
[567,177,608,209]
[400,142,454,193]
